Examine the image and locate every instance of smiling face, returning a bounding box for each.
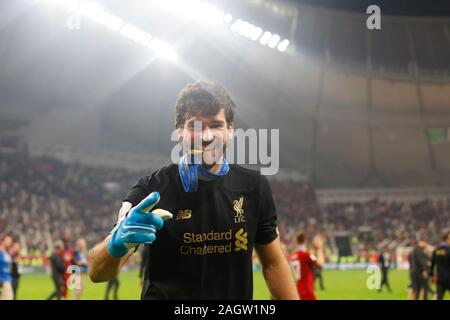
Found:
[179,108,233,169]
[175,81,236,169]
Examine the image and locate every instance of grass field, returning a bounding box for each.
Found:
[15,269,442,300]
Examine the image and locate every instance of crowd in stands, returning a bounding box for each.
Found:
[270,180,323,246]
[0,153,148,255]
[270,181,450,258]
[321,199,450,248]
[0,153,449,262]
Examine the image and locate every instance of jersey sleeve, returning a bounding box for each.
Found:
[305,253,318,266]
[255,175,278,245]
[111,176,152,230]
[123,176,152,206]
[430,248,436,277]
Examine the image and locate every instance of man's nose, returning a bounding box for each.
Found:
[202,127,214,142]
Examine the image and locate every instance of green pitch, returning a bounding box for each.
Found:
[15,269,438,300]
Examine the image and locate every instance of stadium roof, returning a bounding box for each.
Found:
[0,0,449,188]
[285,0,450,17]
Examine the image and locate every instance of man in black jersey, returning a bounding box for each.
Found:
[409,238,430,300]
[430,231,450,300]
[88,81,299,300]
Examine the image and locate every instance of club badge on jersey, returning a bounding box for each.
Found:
[178,151,229,192]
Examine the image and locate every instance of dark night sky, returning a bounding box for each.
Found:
[291,0,450,16]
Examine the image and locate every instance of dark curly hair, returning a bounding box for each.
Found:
[175,81,236,128]
[296,232,306,245]
[442,230,450,242]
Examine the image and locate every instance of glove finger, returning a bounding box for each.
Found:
[142,213,165,231]
[134,191,160,213]
[125,212,164,231]
[122,231,156,245]
[121,224,156,235]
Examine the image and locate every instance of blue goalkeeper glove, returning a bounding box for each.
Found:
[107,191,173,258]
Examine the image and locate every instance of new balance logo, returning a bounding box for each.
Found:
[234,228,248,252]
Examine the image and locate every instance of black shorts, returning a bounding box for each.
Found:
[410,273,427,292]
[437,281,450,300]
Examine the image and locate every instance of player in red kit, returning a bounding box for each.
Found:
[289,232,325,300]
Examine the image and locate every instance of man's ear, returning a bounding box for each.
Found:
[176,126,184,142]
[227,122,235,141]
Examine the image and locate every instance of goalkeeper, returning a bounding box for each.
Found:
[88,81,299,300]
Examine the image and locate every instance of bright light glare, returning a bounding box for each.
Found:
[231,19,242,32]
[148,38,178,61]
[159,0,225,25]
[43,0,291,56]
[121,24,152,46]
[267,34,281,48]
[42,0,178,62]
[156,0,291,53]
[277,39,290,52]
[250,27,263,41]
[259,31,272,45]
[223,14,233,23]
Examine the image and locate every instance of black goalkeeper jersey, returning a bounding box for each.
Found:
[121,163,278,300]
[431,244,450,284]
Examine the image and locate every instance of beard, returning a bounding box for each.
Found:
[201,146,226,170]
[182,142,227,170]
[180,131,230,171]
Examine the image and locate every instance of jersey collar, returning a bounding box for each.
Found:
[178,152,229,192]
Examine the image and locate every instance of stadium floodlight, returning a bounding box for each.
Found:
[238,21,253,38]
[155,0,292,54]
[195,2,225,25]
[121,24,153,47]
[267,34,280,48]
[157,0,291,53]
[231,19,242,32]
[250,27,263,41]
[223,14,233,24]
[230,18,288,51]
[231,19,262,42]
[80,2,107,25]
[277,39,290,52]
[43,0,77,7]
[80,2,123,31]
[159,0,225,26]
[43,0,289,56]
[148,38,179,61]
[41,0,178,62]
[259,31,272,45]
[103,15,124,32]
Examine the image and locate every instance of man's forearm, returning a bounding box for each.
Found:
[88,236,133,283]
[262,260,299,300]
[316,248,325,267]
